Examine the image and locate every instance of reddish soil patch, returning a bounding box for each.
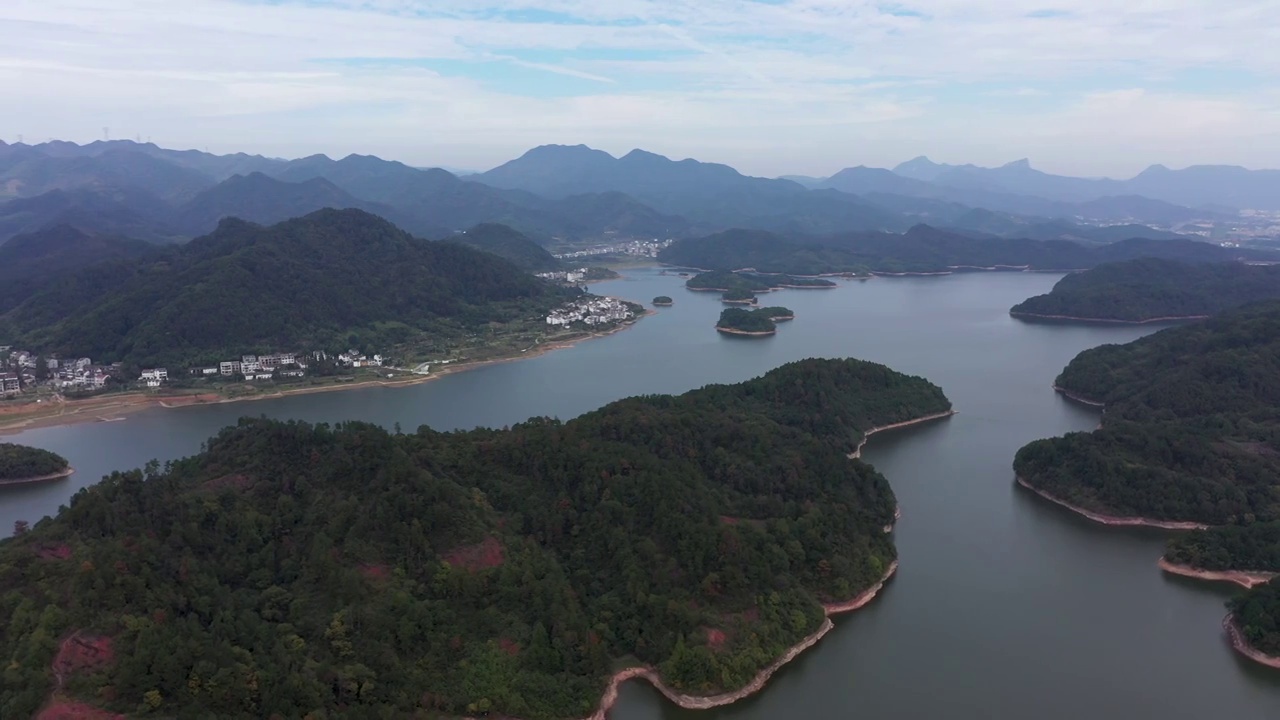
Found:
[36,543,72,560]
[498,637,521,656]
[358,563,390,580]
[202,473,252,492]
[719,515,740,525]
[705,628,728,651]
[37,701,124,720]
[443,536,504,571]
[54,633,115,681]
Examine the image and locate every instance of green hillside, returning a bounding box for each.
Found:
[0,209,574,367]
[0,359,950,719]
[1014,301,1280,525]
[1012,259,1280,322]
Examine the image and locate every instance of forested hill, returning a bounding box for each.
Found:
[0,225,158,310]
[1014,301,1280,525]
[444,222,563,272]
[658,226,1269,276]
[1011,259,1280,321]
[0,209,574,368]
[0,358,951,719]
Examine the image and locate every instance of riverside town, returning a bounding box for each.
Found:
[1,347,383,396]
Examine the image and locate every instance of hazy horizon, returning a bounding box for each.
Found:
[4,1,1277,178]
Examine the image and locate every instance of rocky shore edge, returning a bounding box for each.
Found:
[1158,557,1277,589]
[583,560,900,720]
[0,466,75,487]
[715,326,776,337]
[1015,476,1210,530]
[1224,613,1280,670]
[848,411,957,460]
[1051,384,1106,408]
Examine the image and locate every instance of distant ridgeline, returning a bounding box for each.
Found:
[0,209,576,368]
[659,226,1273,276]
[0,359,951,719]
[1011,259,1280,322]
[1015,300,1280,526]
[0,443,70,483]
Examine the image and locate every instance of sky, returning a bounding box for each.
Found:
[1,0,1278,178]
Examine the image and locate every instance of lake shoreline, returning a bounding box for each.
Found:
[1224,613,1280,670]
[0,313,650,438]
[849,411,958,459]
[1011,311,1210,324]
[715,326,776,337]
[1015,476,1211,530]
[582,560,899,720]
[1158,558,1278,589]
[1052,384,1107,407]
[0,466,75,487]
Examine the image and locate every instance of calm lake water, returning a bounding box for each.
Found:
[3,268,1279,719]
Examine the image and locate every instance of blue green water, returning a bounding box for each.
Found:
[4,269,1278,718]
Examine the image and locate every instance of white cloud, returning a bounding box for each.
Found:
[0,0,1277,175]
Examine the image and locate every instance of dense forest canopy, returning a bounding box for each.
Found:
[1229,580,1280,657]
[0,444,69,482]
[1015,301,1280,525]
[755,307,796,321]
[716,308,778,334]
[0,359,951,720]
[0,209,575,368]
[1166,522,1280,572]
[659,226,1270,276]
[653,296,673,306]
[721,288,757,303]
[1011,259,1280,321]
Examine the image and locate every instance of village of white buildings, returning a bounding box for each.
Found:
[1,346,384,396]
[544,296,636,327]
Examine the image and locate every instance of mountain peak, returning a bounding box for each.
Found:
[893,156,950,181]
[1001,158,1033,170]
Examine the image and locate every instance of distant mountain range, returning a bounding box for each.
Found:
[0,209,573,367]
[6,139,1268,254]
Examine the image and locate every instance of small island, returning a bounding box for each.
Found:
[686,270,836,294]
[652,295,674,307]
[0,443,73,486]
[716,307,795,337]
[687,270,774,293]
[1010,258,1280,323]
[721,288,758,305]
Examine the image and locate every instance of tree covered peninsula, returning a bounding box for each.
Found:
[1015,301,1280,669]
[0,358,952,719]
[0,443,71,485]
[1011,259,1280,322]
[1015,301,1280,527]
